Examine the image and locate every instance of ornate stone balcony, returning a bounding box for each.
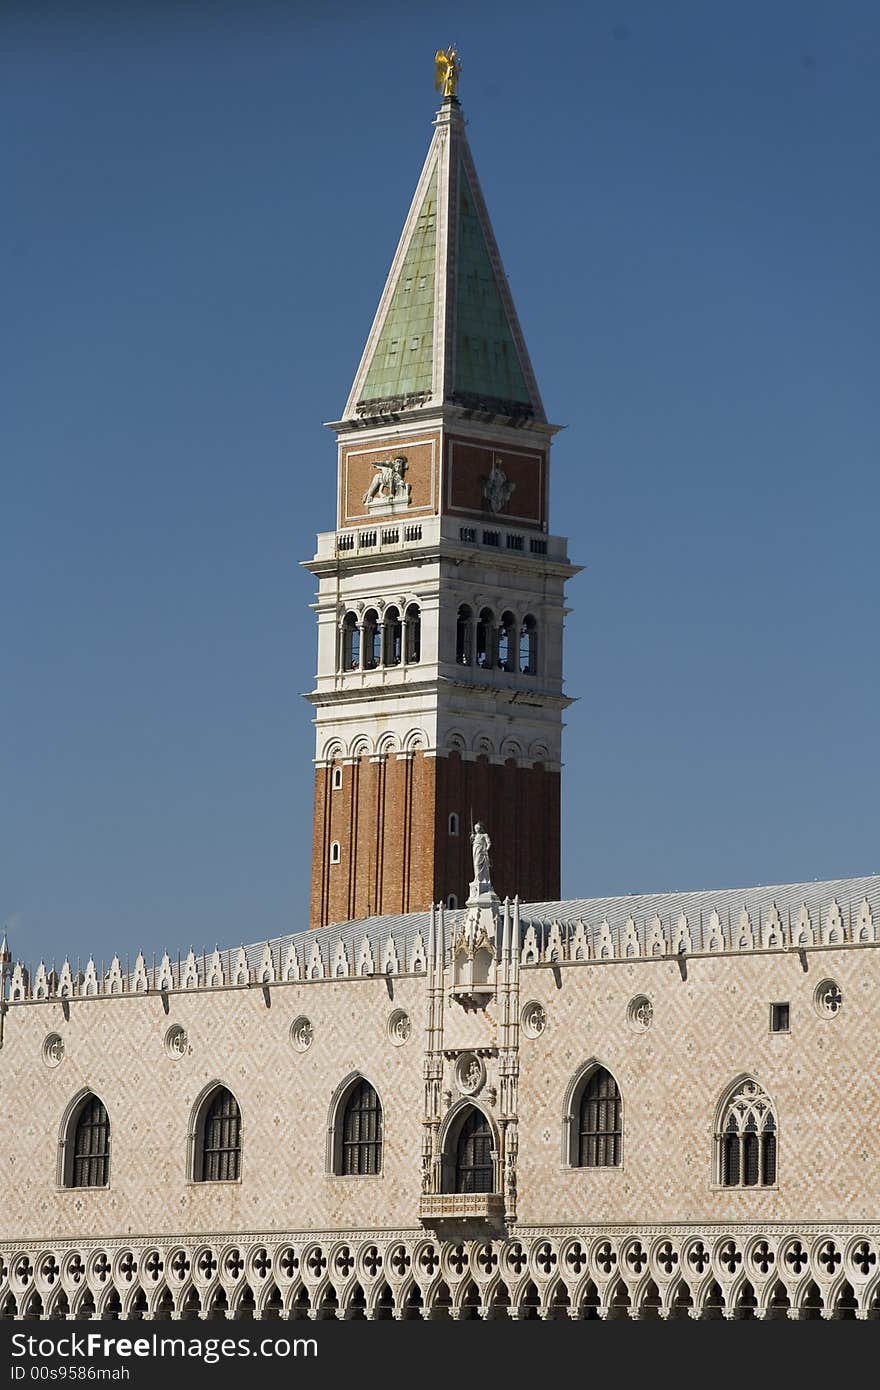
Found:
[419,1192,505,1226]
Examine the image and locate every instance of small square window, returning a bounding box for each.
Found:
[770,1002,790,1033]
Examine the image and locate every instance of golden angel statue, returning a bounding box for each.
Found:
[434,46,460,99]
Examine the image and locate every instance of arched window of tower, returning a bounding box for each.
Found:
[456,604,473,665]
[497,611,516,672]
[362,610,380,670]
[340,612,360,671]
[331,767,343,791]
[404,603,421,663]
[448,812,459,836]
[330,841,341,865]
[476,608,495,669]
[447,894,458,909]
[382,606,402,666]
[519,614,537,674]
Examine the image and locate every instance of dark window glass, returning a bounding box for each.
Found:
[341,614,359,670]
[70,1095,110,1188]
[519,615,537,673]
[383,607,401,666]
[341,1080,382,1176]
[362,612,380,670]
[404,604,421,663]
[497,612,516,672]
[577,1067,622,1167]
[770,1003,790,1033]
[742,1126,759,1186]
[475,608,494,669]
[456,606,472,664]
[455,1109,494,1193]
[722,1122,740,1187]
[200,1088,241,1182]
[762,1118,777,1186]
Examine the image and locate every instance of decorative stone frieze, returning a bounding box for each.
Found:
[2,1229,877,1320]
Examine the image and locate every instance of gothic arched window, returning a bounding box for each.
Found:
[340,612,360,670]
[456,605,473,665]
[497,611,516,672]
[196,1087,241,1183]
[519,615,537,674]
[716,1079,777,1188]
[362,610,380,670]
[454,1108,495,1193]
[337,1079,383,1176]
[567,1066,622,1168]
[382,606,402,666]
[404,603,421,663]
[65,1093,110,1188]
[476,608,495,669]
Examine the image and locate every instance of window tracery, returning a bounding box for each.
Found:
[717,1079,776,1188]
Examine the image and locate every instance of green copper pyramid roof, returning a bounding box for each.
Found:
[454,166,530,406]
[343,98,545,424]
[360,172,437,403]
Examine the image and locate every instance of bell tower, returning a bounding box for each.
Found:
[305,55,579,929]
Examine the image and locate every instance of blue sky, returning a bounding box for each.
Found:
[3,0,878,970]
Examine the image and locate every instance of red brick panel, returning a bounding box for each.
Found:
[445,437,546,529]
[433,754,560,907]
[310,753,441,928]
[341,435,439,526]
